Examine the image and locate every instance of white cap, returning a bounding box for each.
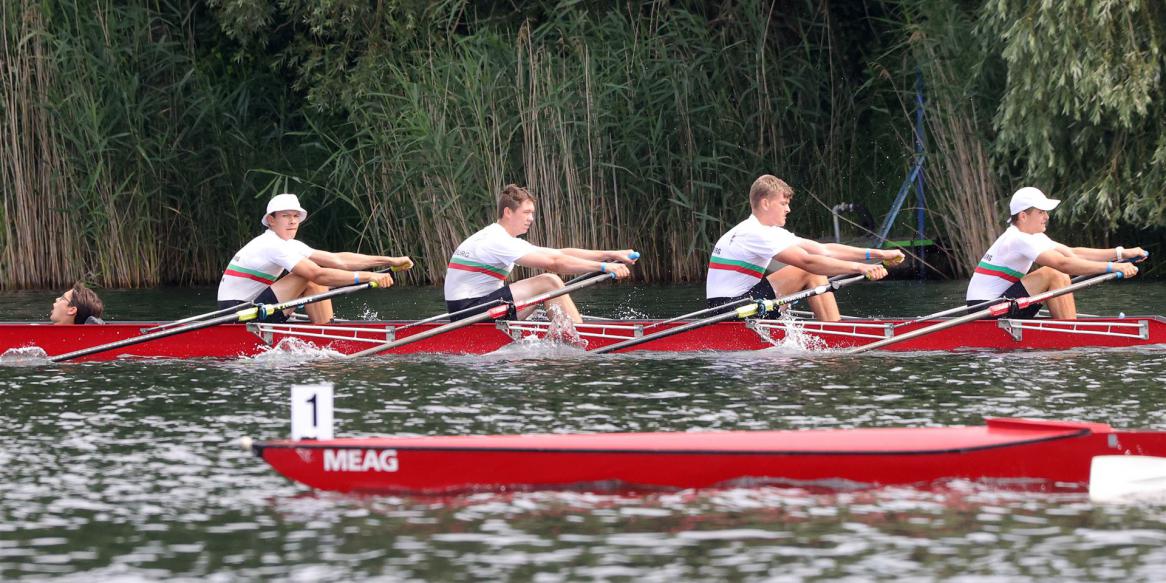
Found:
[262,193,308,227]
[1009,187,1060,216]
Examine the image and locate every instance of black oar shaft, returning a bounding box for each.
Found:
[349,273,616,358]
[49,281,381,363]
[593,275,866,354]
[850,272,1121,354]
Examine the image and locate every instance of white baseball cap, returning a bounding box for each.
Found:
[1009,187,1060,216]
[262,193,309,227]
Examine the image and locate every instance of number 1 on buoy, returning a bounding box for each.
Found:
[291,383,334,440]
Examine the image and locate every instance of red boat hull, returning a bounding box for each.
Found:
[253,418,1166,494]
[1,316,1162,361]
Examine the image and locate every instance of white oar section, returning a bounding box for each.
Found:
[1090,456,1166,503]
[347,272,617,358]
[850,272,1123,354]
[49,280,382,363]
[592,274,867,354]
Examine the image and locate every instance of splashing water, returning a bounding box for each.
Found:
[0,346,50,366]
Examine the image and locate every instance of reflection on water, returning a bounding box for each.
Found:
[1,283,1165,579]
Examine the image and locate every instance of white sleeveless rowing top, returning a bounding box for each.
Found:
[966,226,1057,300]
[217,230,314,302]
[706,215,800,298]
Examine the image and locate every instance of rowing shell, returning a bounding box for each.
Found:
[1,316,1162,361]
[252,418,1166,494]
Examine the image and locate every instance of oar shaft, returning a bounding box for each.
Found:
[142,302,256,333]
[49,280,381,363]
[851,272,1121,354]
[350,273,616,358]
[594,275,866,354]
[646,274,856,330]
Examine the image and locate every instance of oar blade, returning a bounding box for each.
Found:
[1089,455,1166,504]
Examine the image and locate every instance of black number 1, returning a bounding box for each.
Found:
[307,394,318,427]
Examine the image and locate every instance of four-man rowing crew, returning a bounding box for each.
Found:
[247,385,1166,499]
[20,177,1153,362]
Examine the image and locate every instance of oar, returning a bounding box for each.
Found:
[1089,455,1166,503]
[347,272,618,358]
[850,271,1123,354]
[49,280,384,363]
[142,264,409,333]
[592,274,868,354]
[645,274,857,331]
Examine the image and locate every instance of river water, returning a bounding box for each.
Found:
[2,281,1165,580]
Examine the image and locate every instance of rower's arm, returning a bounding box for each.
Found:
[559,248,638,263]
[1066,245,1148,262]
[775,246,887,279]
[516,250,631,278]
[290,258,395,287]
[798,240,904,263]
[1034,249,1138,278]
[309,250,413,271]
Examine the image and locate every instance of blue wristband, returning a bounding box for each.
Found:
[1106,262,1113,273]
[355,273,361,284]
[599,263,607,273]
[865,249,871,261]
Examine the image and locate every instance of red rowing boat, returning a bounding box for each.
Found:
[1,316,1162,361]
[252,418,1166,494]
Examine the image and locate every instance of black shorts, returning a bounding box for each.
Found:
[446,286,517,322]
[967,280,1042,319]
[707,278,778,309]
[218,287,290,323]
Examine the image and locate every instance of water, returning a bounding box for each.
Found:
[2,281,1165,580]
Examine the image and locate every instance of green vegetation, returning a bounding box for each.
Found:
[2,0,1162,288]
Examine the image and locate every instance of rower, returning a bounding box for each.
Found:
[966,187,1145,319]
[217,194,413,324]
[443,184,635,323]
[706,175,902,322]
[50,282,105,325]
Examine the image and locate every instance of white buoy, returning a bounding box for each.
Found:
[239,436,253,451]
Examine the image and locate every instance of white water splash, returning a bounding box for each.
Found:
[756,312,829,352]
[243,338,344,365]
[0,346,51,366]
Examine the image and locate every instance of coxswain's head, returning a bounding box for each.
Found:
[1008,187,1060,233]
[497,184,536,237]
[51,282,104,325]
[750,175,794,227]
[263,193,309,240]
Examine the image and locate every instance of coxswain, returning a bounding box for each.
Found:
[706,175,903,322]
[965,187,1145,319]
[217,194,413,323]
[50,282,105,325]
[443,184,635,323]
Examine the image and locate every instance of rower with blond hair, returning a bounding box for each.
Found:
[706,175,903,322]
[217,194,413,324]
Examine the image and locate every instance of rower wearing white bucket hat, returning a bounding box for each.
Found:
[217,193,413,324]
[965,187,1147,319]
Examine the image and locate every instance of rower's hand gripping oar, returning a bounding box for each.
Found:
[394,252,639,333]
[347,269,626,358]
[850,271,1125,354]
[142,264,411,334]
[592,274,868,354]
[49,279,387,363]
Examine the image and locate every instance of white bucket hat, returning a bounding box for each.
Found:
[262,193,309,227]
[1009,187,1060,216]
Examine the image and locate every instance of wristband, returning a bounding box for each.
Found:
[865,249,871,261]
[1115,246,1124,261]
[1106,262,1113,273]
[355,273,361,284]
[599,262,607,273]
